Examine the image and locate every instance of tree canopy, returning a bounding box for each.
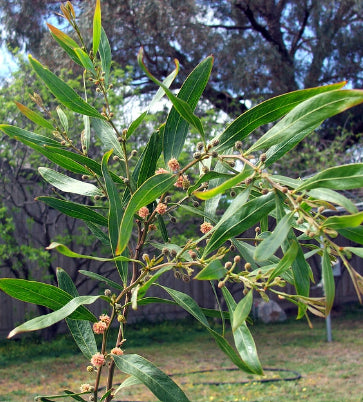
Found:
[1,0,362,118]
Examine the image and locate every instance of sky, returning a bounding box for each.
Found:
[0,44,18,79]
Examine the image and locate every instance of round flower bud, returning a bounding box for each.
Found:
[234,255,241,263]
[244,262,251,270]
[200,222,213,234]
[111,347,124,356]
[155,202,167,215]
[90,352,105,367]
[93,321,107,335]
[235,141,243,150]
[86,365,94,372]
[211,138,220,147]
[197,142,204,150]
[167,158,180,172]
[224,261,232,269]
[259,153,267,162]
[104,289,112,297]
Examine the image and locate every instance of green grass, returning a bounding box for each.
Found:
[1,303,363,402]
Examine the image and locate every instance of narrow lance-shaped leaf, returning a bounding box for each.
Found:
[8,295,101,338]
[99,27,111,87]
[46,242,142,265]
[194,163,254,200]
[203,192,275,257]
[267,240,299,285]
[162,55,213,161]
[232,290,253,333]
[159,285,256,373]
[295,163,363,192]
[93,0,102,55]
[0,279,96,322]
[56,268,98,360]
[56,106,69,133]
[322,248,335,315]
[222,287,263,375]
[38,167,103,197]
[194,260,226,280]
[247,89,363,156]
[0,124,61,147]
[322,211,363,230]
[113,354,190,402]
[116,173,177,254]
[101,150,129,283]
[254,212,295,261]
[36,197,108,227]
[127,67,178,139]
[213,82,346,154]
[308,188,358,214]
[29,55,105,119]
[74,48,97,75]
[337,226,363,245]
[137,48,207,151]
[47,23,83,68]
[14,101,54,130]
[79,270,124,291]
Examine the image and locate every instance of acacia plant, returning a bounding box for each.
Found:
[1,1,363,401]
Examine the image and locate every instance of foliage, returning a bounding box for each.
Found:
[0,2,363,401]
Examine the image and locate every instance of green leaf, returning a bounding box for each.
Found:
[194,260,226,280]
[79,270,123,291]
[295,163,363,192]
[254,212,294,261]
[132,130,162,186]
[14,101,54,130]
[213,82,345,153]
[138,266,174,300]
[93,0,102,55]
[99,27,112,87]
[322,248,335,315]
[63,390,88,401]
[322,211,363,230]
[337,226,363,245]
[159,285,256,373]
[187,171,234,196]
[47,23,83,68]
[345,247,363,258]
[113,376,143,397]
[127,68,179,139]
[232,290,253,333]
[0,124,61,147]
[8,295,101,338]
[101,150,128,283]
[203,193,275,257]
[162,56,213,161]
[113,354,190,402]
[38,167,103,197]
[178,204,217,224]
[74,48,96,75]
[56,106,68,132]
[138,49,208,156]
[247,90,363,161]
[222,287,263,375]
[91,118,126,163]
[56,268,98,360]
[41,146,124,183]
[46,242,141,265]
[36,197,108,227]
[0,279,96,322]
[308,188,358,214]
[193,164,254,200]
[29,55,104,119]
[116,173,177,254]
[267,240,299,284]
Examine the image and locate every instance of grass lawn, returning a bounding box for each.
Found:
[0,304,362,402]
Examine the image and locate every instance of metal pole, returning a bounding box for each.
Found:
[326,312,332,342]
